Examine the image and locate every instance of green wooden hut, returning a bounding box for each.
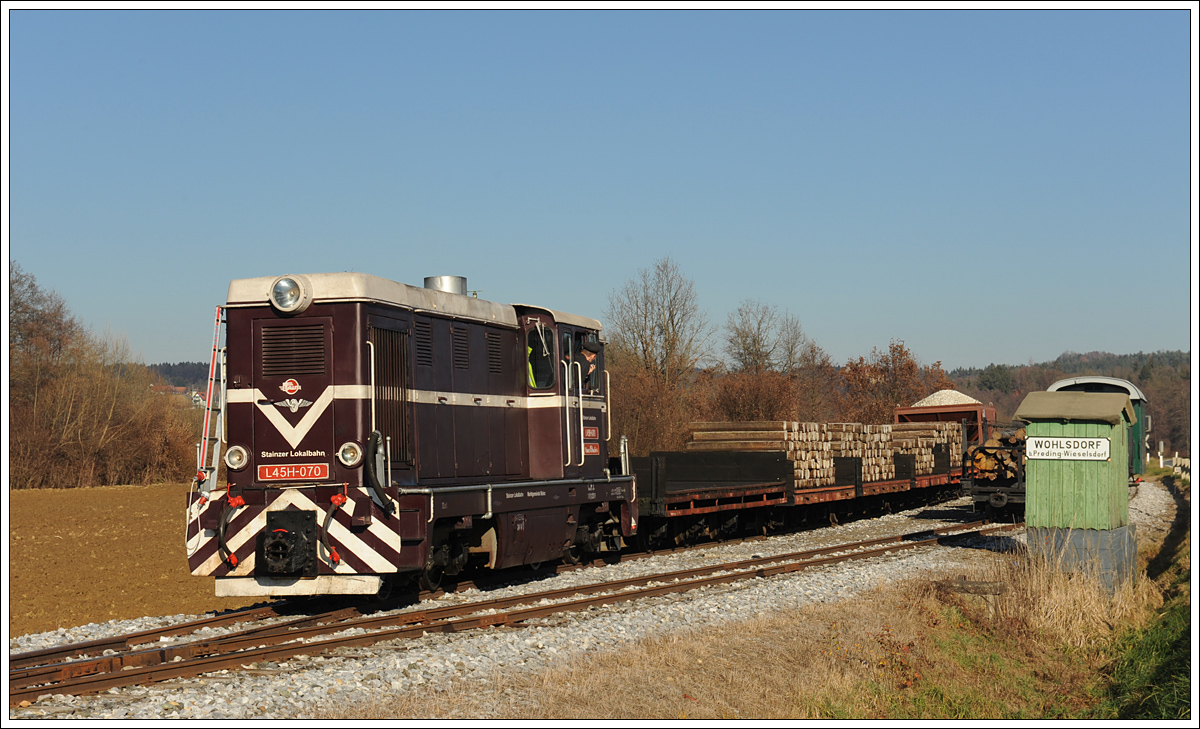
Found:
[1014,391,1137,591]
[1015,391,1134,530]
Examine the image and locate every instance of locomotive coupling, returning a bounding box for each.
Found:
[256,511,319,577]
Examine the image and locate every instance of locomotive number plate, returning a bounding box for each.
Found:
[583,427,599,440]
[258,463,329,481]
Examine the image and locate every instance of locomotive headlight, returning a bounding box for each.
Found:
[225,445,249,471]
[338,441,364,467]
[269,274,313,315]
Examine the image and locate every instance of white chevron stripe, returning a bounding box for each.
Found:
[192,488,401,576]
[254,388,334,450]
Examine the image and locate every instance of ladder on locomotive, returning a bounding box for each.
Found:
[194,306,226,493]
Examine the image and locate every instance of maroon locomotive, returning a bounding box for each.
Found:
[186,273,636,597]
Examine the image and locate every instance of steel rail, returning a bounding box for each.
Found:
[9,521,1018,703]
[6,600,324,671]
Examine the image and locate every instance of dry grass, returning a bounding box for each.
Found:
[976,553,1164,650]
[317,601,917,720]
[317,533,1174,721]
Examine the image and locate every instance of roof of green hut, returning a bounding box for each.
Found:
[1014,391,1135,426]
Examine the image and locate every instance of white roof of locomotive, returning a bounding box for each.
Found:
[226,272,602,331]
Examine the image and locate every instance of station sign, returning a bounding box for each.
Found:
[1026,437,1110,461]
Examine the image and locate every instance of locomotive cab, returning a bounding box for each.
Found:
[516,305,611,482]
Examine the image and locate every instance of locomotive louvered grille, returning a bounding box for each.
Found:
[486,332,503,375]
[414,320,433,367]
[452,326,470,370]
[262,325,326,376]
[370,326,412,462]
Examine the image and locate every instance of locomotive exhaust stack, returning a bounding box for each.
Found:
[423,275,468,296]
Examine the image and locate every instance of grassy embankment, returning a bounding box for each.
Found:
[322,479,1190,720]
[1098,467,1191,719]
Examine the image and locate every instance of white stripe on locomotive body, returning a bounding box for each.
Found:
[190,487,400,577]
[229,387,607,412]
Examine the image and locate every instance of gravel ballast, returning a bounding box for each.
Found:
[9,481,1178,720]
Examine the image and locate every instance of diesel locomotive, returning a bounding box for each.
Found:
[186,273,636,597]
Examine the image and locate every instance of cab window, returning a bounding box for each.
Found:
[526,328,556,389]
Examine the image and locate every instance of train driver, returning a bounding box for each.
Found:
[577,340,601,393]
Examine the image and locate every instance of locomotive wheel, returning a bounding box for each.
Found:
[418,566,443,592]
[561,544,584,565]
[373,576,395,603]
[372,574,415,604]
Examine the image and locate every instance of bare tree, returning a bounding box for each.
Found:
[724,300,780,374]
[724,301,822,375]
[604,256,712,389]
[603,257,713,455]
[776,311,813,375]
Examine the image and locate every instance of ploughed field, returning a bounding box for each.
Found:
[9,483,262,637]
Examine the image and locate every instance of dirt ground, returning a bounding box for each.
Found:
[8,483,265,638]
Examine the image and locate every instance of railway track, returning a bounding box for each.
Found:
[8,504,911,675]
[10,519,1020,705]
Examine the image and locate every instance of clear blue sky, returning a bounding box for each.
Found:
[6,7,1196,371]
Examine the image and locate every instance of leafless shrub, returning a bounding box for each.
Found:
[9,264,203,488]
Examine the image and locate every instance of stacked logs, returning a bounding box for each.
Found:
[685,420,967,487]
[863,424,896,482]
[825,424,896,483]
[686,422,910,488]
[685,421,835,487]
[965,427,1025,481]
[891,422,964,476]
[789,422,834,487]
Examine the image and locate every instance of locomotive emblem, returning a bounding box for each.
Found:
[275,398,313,414]
[230,387,335,449]
[280,379,302,395]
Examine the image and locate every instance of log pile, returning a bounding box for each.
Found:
[891,422,964,476]
[862,424,896,482]
[965,427,1025,481]
[685,421,835,487]
[823,423,896,483]
[686,421,904,489]
[791,422,834,487]
[683,416,969,490]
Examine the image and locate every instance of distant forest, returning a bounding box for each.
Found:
[949,350,1191,455]
[148,361,210,390]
